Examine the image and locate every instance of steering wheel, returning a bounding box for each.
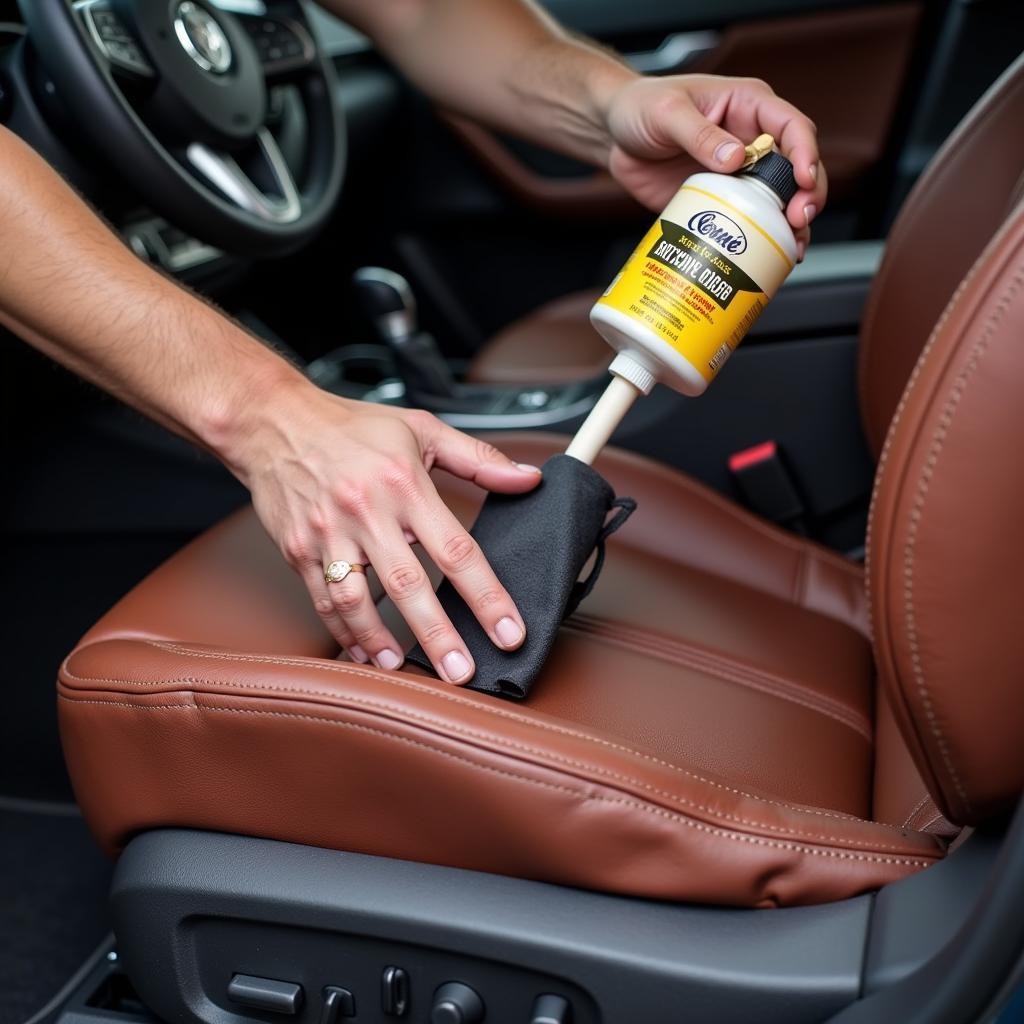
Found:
[22,0,345,256]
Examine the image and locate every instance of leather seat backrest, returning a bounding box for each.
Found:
[867,197,1024,826]
[858,53,1024,456]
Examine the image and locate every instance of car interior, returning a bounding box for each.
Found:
[2,0,1024,1022]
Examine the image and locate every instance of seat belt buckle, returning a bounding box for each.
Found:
[728,441,808,535]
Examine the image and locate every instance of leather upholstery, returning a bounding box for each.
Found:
[59,65,1024,908]
[465,290,608,385]
[858,53,1024,455]
[868,200,1024,825]
[60,436,945,908]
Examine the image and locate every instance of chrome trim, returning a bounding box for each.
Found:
[185,128,302,223]
[352,267,417,342]
[626,31,719,74]
[173,0,232,74]
[439,393,599,432]
[74,0,154,77]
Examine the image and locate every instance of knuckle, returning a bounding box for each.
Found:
[352,623,385,646]
[333,483,373,520]
[473,587,505,612]
[419,619,454,647]
[331,584,365,615]
[439,533,479,572]
[385,561,426,599]
[282,532,313,566]
[746,76,772,94]
[313,597,336,619]
[474,437,501,465]
[380,459,420,498]
[694,122,721,154]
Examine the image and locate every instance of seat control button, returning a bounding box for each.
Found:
[430,982,484,1024]
[382,965,410,1016]
[530,994,571,1024]
[227,974,303,1014]
[320,986,356,1023]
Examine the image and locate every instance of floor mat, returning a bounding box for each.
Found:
[0,800,112,1024]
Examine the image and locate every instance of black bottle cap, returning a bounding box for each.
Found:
[739,150,798,205]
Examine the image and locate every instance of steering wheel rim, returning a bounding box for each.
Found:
[21,0,346,256]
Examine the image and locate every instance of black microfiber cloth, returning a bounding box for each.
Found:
[407,454,635,699]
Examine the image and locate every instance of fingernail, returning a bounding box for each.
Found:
[495,616,524,648]
[804,204,816,227]
[349,644,369,663]
[808,162,818,183]
[442,650,472,683]
[714,141,740,165]
[796,240,806,263]
[375,648,402,671]
[516,463,542,474]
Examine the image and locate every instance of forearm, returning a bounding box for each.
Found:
[324,0,635,168]
[0,125,304,470]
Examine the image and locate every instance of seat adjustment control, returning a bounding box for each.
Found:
[531,994,571,1024]
[430,982,484,1024]
[382,965,410,1016]
[320,986,356,1023]
[227,974,303,1015]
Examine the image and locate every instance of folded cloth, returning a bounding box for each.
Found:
[407,454,635,699]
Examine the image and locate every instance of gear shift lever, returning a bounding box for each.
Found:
[352,267,456,400]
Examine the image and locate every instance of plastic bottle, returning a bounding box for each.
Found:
[565,135,798,464]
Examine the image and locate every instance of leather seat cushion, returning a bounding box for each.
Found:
[466,290,609,385]
[61,435,944,907]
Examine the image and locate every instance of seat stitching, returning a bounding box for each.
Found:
[65,644,906,830]
[901,794,931,829]
[57,673,906,849]
[66,642,912,830]
[57,694,938,867]
[903,263,1023,811]
[566,615,871,741]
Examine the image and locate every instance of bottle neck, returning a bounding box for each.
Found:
[741,176,786,210]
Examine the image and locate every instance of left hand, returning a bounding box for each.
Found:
[602,74,826,261]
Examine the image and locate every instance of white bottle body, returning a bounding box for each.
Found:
[591,171,797,397]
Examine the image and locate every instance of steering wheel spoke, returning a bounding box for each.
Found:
[237,12,317,79]
[74,0,156,79]
[185,127,302,224]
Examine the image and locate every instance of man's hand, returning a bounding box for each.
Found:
[228,382,542,682]
[602,75,826,261]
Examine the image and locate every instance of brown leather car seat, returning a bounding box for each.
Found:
[58,59,1024,908]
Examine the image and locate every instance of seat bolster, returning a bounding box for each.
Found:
[59,637,942,908]
[444,434,868,635]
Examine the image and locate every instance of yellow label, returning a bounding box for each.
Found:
[597,184,793,383]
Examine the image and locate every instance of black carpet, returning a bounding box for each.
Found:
[0,801,112,1024]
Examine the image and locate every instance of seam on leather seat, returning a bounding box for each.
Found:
[57,693,939,866]
[57,673,904,850]
[62,643,918,834]
[865,251,985,643]
[565,615,871,741]
[901,794,931,829]
[902,263,1023,812]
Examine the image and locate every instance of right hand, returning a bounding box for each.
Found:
[228,380,542,683]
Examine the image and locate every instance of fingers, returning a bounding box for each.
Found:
[409,498,526,657]
[416,413,543,494]
[659,93,746,174]
[366,528,478,684]
[787,158,828,238]
[300,567,370,664]
[322,556,405,671]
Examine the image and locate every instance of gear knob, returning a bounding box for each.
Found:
[352,266,417,344]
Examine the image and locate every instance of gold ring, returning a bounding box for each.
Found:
[324,560,367,584]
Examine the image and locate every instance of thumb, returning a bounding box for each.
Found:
[430,421,543,494]
[663,100,745,173]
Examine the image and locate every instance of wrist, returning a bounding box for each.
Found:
[579,53,637,164]
[198,354,319,484]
